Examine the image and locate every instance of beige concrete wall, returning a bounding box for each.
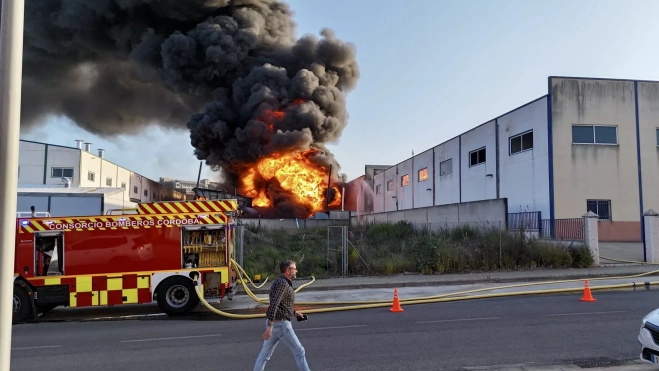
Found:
[551,78,640,225]
[638,82,659,214]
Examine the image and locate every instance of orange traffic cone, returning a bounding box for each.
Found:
[580,280,596,302]
[390,288,404,312]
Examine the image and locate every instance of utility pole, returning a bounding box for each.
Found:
[0,0,25,370]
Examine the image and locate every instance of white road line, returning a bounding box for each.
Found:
[87,313,166,321]
[464,362,535,370]
[296,325,367,331]
[545,310,627,317]
[416,317,501,324]
[120,334,222,343]
[12,345,62,350]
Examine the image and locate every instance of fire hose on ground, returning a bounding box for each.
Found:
[191,256,659,319]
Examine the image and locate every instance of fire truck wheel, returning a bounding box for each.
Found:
[156,277,200,316]
[13,284,31,325]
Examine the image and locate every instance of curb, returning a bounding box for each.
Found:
[239,270,659,295]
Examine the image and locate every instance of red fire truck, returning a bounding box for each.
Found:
[12,199,239,324]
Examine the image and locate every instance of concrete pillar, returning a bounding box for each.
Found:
[583,211,599,267]
[643,209,659,263]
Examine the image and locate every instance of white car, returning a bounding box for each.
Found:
[639,308,659,364]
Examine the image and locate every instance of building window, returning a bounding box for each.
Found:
[587,199,611,220]
[439,159,452,175]
[133,186,138,193]
[121,182,126,189]
[88,171,95,182]
[144,189,149,197]
[106,177,113,186]
[469,147,486,167]
[387,180,393,191]
[51,167,74,178]
[401,174,409,187]
[375,184,381,194]
[572,125,617,145]
[656,128,659,146]
[418,168,428,182]
[510,130,533,155]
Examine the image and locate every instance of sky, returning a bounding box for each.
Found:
[19,0,659,184]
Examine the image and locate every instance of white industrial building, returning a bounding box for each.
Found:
[355,76,659,243]
[17,139,184,216]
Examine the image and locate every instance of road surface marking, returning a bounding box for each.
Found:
[12,345,62,350]
[545,310,627,317]
[120,334,222,343]
[416,317,500,324]
[87,313,167,321]
[296,325,367,331]
[464,362,535,370]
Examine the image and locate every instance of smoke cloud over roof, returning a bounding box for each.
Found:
[16,0,359,217]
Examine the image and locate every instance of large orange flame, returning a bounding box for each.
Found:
[241,149,341,216]
[240,101,342,216]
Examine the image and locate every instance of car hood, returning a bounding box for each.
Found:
[643,308,659,326]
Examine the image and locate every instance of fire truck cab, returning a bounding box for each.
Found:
[12,199,240,324]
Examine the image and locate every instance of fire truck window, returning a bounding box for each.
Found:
[35,235,64,276]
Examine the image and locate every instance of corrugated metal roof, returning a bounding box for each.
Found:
[17,185,124,197]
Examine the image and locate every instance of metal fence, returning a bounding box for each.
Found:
[507,211,541,230]
[327,226,348,276]
[506,212,584,241]
[540,218,584,240]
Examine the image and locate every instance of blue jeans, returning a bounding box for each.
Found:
[253,319,310,371]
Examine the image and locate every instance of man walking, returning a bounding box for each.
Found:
[253,260,310,371]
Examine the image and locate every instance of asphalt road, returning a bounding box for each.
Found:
[10,290,658,371]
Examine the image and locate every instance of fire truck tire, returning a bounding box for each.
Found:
[156,276,200,316]
[13,284,31,325]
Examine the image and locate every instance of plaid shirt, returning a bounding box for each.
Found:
[266,275,295,322]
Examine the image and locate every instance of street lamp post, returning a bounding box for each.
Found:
[0,0,25,370]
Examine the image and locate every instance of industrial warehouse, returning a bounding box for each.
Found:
[345,76,659,243]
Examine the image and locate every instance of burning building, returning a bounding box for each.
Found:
[15,0,360,219]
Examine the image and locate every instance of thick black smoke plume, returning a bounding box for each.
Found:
[16,0,359,216]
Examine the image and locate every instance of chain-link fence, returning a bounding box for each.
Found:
[236,219,594,284]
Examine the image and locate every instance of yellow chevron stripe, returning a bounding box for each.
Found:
[151,203,166,214]
[173,202,188,213]
[142,204,158,214]
[197,202,212,212]
[162,203,178,214]
[32,221,46,231]
[207,201,222,212]
[186,202,201,213]
[225,200,235,210]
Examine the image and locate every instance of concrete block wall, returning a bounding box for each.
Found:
[350,198,508,227]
